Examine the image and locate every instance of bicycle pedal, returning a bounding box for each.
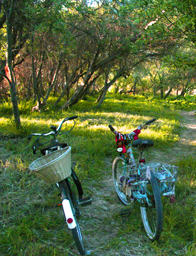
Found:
[78,197,92,207]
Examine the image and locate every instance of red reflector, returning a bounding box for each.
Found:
[67,218,73,224]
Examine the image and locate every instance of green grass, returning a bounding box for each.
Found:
[0,94,196,255]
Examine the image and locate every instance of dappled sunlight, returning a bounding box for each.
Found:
[191,140,196,146]
[0,117,53,125]
[180,138,196,146]
[190,179,196,187]
[0,117,73,126]
[0,97,181,153]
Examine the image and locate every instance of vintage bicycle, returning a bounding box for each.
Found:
[28,116,92,255]
[109,118,178,241]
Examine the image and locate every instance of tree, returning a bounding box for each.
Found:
[0,0,62,119]
[2,0,193,114]
[2,0,21,128]
[53,0,177,108]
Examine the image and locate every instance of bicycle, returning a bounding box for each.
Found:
[109,118,178,241]
[28,116,92,255]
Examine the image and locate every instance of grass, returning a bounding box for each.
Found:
[0,94,196,255]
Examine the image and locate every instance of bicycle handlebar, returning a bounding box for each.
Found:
[57,116,78,133]
[108,118,156,136]
[28,116,78,153]
[145,118,156,125]
[28,116,78,139]
[109,124,115,132]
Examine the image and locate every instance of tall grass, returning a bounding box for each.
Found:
[0,94,195,255]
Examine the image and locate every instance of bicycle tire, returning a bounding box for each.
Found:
[112,157,133,205]
[140,170,163,241]
[59,179,86,255]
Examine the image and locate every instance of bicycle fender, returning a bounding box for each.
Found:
[62,199,76,229]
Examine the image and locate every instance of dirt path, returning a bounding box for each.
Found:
[151,110,196,164]
[179,110,196,153]
[79,110,196,256]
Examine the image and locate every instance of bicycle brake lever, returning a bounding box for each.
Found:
[50,125,57,132]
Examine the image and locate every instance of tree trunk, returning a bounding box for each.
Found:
[54,82,69,107]
[164,86,173,99]
[97,68,124,107]
[153,84,156,97]
[60,85,83,109]
[54,67,80,107]
[60,48,101,109]
[180,87,186,96]
[97,70,110,106]
[97,88,107,107]
[96,88,104,103]
[43,59,61,104]
[5,0,21,128]
[31,38,46,110]
[128,76,138,95]
[31,36,38,101]
[160,84,164,99]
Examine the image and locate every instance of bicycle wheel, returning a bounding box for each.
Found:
[59,179,86,255]
[112,157,133,205]
[140,170,163,241]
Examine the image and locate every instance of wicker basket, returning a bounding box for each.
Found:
[29,146,71,184]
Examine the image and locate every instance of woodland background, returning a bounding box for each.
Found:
[0,0,196,128]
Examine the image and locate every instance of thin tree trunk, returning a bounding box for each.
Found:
[164,86,173,99]
[60,48,100,109]
[31,37,45,110]
[43,59,61,104]
[96,88,104,103]
[31,35,37,101]
[97,68,124,107]
[4,0,21,128]
[160,84,164,99]
[97,88,107,107]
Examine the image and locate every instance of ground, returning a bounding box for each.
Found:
[178,110,196,155]
[1,111,195,256]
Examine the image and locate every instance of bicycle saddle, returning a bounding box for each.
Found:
[132,139,154,150]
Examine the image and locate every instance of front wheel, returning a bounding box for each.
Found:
[140,171,163,241]
[59,179,86,255]
[112,157,133,205]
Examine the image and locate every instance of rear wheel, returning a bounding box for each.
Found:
[112,157,133,205]
[140,171,163,241]
[59,179,86,255]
